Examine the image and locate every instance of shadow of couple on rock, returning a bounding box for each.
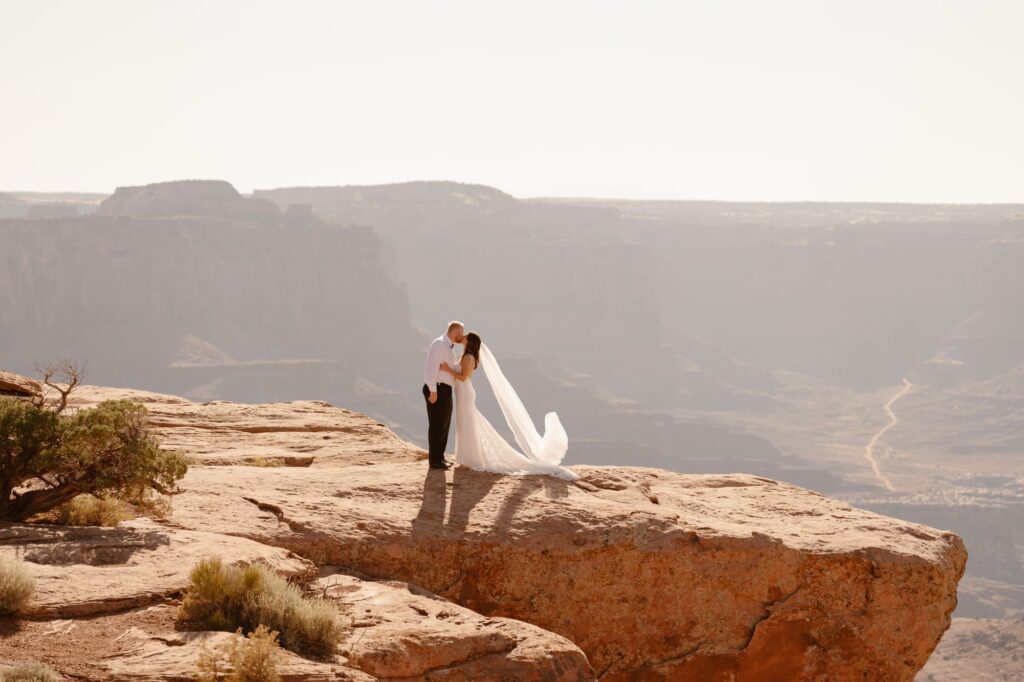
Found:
[411,464,571,536]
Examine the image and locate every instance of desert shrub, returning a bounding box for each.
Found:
[117,484,174,519]
[180,558,344,659]
[244,583,342,658]
[0,661,60,682]
[31,485,171,527]
[180,558,265,632]
[0,557,35,615]
[247,457,283,468]
[196,625,281,682]
[0,390,187,521]
[0,660,59,682]
[53,494,130,527]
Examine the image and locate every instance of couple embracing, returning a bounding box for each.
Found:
[421,321,577,480]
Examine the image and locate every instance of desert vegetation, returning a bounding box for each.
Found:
[51,494,130,527]
[0,557,35,616]
[0,661,60,682]
[39,488,173,527]
[196,625,281,682]
[0,363,187,522]
[247,457,285,468]
[179,557,345,659]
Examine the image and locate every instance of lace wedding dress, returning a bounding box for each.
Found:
[453,344,578,480]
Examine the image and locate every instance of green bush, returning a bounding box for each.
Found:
[196,625,281,682]
[0,397,187,522]
[0,660,60,682]
[179,558,344,659]
[0,557,35,615]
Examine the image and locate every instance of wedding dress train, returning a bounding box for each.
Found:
[454,344,577,480]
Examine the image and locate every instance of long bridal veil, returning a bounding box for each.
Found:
[478,343,577,480]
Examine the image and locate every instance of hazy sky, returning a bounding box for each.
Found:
[2,1,1022,202]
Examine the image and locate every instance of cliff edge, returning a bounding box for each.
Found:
[0,379,966,680]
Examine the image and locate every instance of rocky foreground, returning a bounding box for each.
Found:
[1,382,967,680]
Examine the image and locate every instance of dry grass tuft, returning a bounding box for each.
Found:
[248,457,284,468]
[0,660,59,681]
[180,557,345,659]
[121,487,173,520]
[52,494,131,527]
[0,557,35,615]
[196,625,281,682]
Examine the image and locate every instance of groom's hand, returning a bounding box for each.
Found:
[428,391,438,404]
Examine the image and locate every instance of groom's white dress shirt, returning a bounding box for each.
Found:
[424,334,456,393]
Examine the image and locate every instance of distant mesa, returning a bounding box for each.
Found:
[99,179,279,222]
[0,191,103,219]
[255,180,517,210]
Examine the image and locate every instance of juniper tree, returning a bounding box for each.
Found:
[0,364,186,522]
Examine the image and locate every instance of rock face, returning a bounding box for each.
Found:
[18,381,962,681]
[102,624,375,681]
[0,519,315,617]
[319,570,592,680]
[0,186,423,433]
[167,464,965,681]
[0,369,39,398]
[96,570,596,682]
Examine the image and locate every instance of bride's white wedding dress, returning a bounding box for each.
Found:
[454,344,578,480]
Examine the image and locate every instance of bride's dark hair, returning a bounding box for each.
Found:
[464,332,482,368]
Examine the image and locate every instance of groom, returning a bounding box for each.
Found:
[422,321,465,470]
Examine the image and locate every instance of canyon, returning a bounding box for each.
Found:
[3,178,1022,676]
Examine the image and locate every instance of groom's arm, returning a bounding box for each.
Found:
[423,340,444,394]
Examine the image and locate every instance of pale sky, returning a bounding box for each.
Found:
[2,1,1022,202]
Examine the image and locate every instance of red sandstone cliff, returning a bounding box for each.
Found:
[0,378,966,680]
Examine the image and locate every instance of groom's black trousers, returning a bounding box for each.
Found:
[423,383,453,466]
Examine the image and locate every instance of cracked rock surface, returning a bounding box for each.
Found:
[0,519,315,617]
[321,568,593,680]
[1,381,967,680]
[170,462,966,680]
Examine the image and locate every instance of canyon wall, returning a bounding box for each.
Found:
[0,181,422,428]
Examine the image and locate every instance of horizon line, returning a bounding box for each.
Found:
[5,179,1024,208]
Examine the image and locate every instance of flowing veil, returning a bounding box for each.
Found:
[479,343,573,474]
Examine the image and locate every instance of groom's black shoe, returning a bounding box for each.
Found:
[429,460,453,470]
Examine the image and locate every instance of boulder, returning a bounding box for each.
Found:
[320,569,593,680]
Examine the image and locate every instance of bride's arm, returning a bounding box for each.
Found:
[440,356,475,382]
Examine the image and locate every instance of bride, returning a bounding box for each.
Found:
[439,332,578,481]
